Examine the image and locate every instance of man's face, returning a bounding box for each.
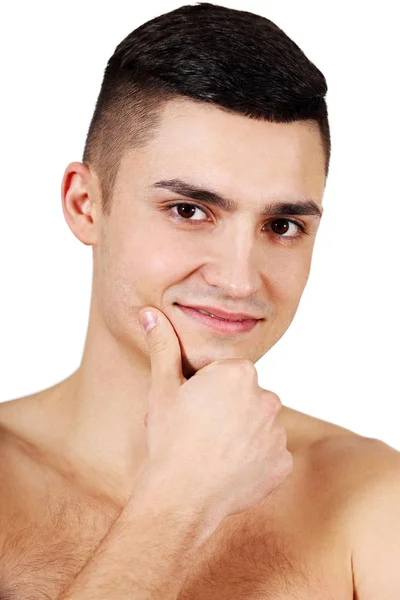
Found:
[93,98,326,378]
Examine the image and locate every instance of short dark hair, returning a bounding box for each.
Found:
[82,2,330,217]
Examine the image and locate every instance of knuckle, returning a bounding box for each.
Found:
[261,390,282,414]
[149,339,168,357]
[268,392,282,413]
[218,358,256,379]
[283,450,294,473]
[236,359,257,376]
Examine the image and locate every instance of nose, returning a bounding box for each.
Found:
[200,222,264,299]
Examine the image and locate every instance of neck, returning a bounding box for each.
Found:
[41,306,154,506]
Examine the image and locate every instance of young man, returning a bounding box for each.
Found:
[0,3,398,599]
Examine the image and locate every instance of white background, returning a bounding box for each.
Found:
[0,1,399,450]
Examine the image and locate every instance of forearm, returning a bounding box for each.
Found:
[58,469,218,600]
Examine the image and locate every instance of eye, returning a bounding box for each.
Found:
[170,203,207,221]
[269,219,301,237]
[163,202,308,243]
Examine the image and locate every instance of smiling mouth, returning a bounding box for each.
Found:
[173,303,260,322]
[174,303,260,335]
[196,310,243,321]
[184,308,247,322]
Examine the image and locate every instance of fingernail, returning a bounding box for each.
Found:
[140,310,158,334]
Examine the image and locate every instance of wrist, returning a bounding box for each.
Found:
[125,463,221,544]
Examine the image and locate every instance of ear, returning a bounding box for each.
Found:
[61,161,99,247]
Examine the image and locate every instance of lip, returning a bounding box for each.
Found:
[176,304,260,335]
[176,304,262,321]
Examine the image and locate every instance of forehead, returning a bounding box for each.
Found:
[121,98,326,202]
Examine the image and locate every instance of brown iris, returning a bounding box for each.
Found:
[270,219,289,235]
[176,204,197,218]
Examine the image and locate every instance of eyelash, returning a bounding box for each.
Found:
[162,202,308,243]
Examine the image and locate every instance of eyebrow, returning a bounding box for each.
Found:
[150,178,323,219]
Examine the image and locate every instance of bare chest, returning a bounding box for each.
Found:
[0,489,353,600]
[0,418,357,600]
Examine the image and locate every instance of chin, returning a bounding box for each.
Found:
[180,348,238,380]
[177,330,253,380]
[180,352,207,380]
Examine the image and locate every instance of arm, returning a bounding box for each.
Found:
[58,467,220,600]
[349,440,400,600]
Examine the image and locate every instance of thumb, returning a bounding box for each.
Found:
[138,307,186,401]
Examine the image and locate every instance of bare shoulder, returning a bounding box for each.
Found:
[284,404,399,469]
[0,383,62,449]
[0,390,46,469]
[312,427,400,483]
[319,434,400,598]
[305,417,400,499]
[305,428,400,597]
[285,407,400,509]
[0,388,59,503]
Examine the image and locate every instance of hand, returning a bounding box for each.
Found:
[137,306,293,524]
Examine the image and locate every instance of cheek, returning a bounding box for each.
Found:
[129,221,203,286]
[262,259,311,335]
[134,240,189,288]
[282,264,311,295]
[93,217,191,344]
[268,251,312,298]
[104,232,189,309]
